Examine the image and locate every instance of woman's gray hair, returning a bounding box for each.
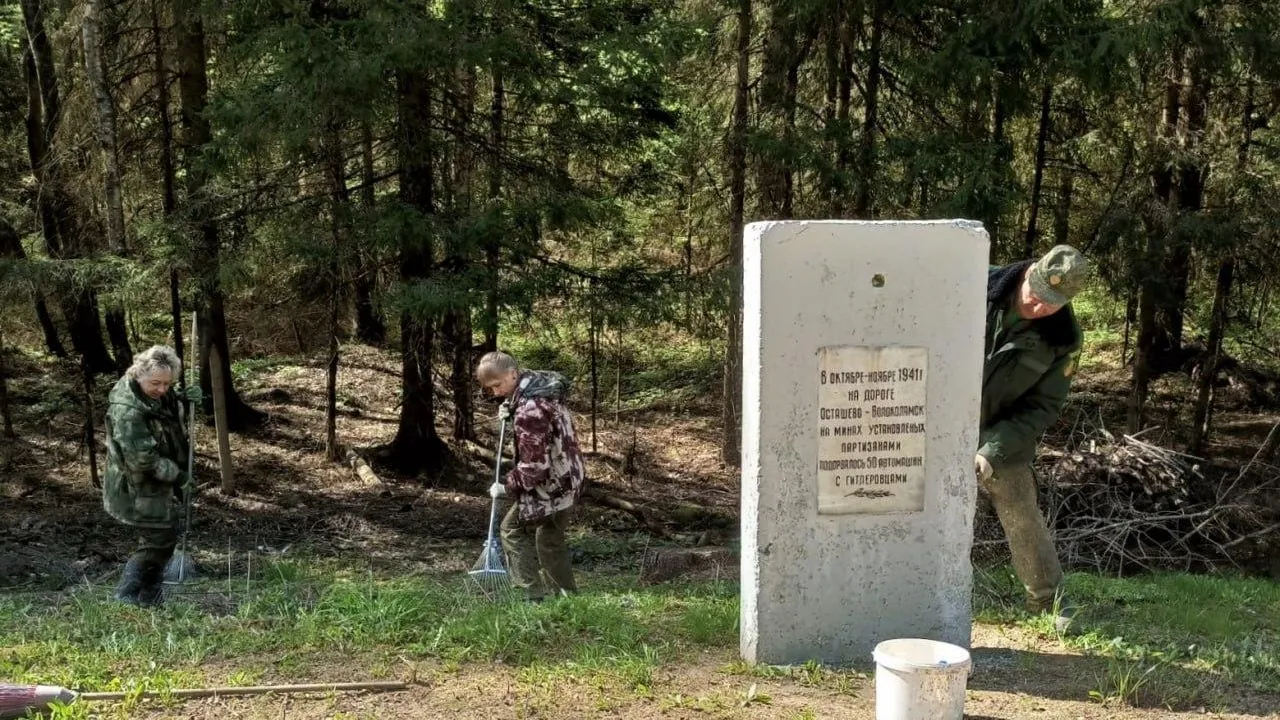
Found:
[126,345,183,382]
[476,350,520,380]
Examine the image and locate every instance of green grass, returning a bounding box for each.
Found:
[3,558,1277,712]
[0,563,737,695]
[1067,571,1280,695]
[975,564,1280,706]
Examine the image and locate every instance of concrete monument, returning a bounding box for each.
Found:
[740,219,988,666]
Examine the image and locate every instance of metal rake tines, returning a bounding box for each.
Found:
[163,551,199,585]
[471,537,506,573]
[466,538,513,601]
[465,571,512,600]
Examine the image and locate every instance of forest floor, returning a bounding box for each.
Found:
[1,341,1278,719]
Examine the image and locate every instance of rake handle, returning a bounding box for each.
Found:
[177,311,198,583]
[485,414,508,544]
[78,681,407,701]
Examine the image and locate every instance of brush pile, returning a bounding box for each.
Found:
[1041,431,1195,514]
[976,428,1280,574]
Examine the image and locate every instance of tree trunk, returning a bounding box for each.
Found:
[480,12,505,355]
[325,264,340,463]
[1256,279,1270,329]
[195,294,263,429]
[681,169,695,329]
[153,0,183,364]
[353,120,386,346]
[64,294,116,375]
[81,352,100,488]
[170,270,184,369]
[20,0,60,143]
[590,306,599,453]
[21,0,115,374]
[853,0,884,218]
[756,4,793,218]
[1187,256,1234,454]
[81,0,122,236]
[33,296,64,357]
[986,80,1007,248]
[1188,80,1253,455]
[325,120,347,462]
[1122,284,1135,365]
[444,59,476,443]
[0,216,64,357]
[444,307,475,442]
[0,323,14,438]
[387,67,449,475]
[1127,277,1157,434]
[1154,51,1210,371]
[832,16,853,217]
[1024,84,1052,258]
[822,1,840,214]
[614,329,623,424]
[723,0,750,468]
[1130,52,1183,431]
[83,0,133,373]
[173,0,263,430]
[1052,171,1072,245]
[780,20,814,220]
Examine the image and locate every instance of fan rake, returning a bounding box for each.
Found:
[466,413,518,601]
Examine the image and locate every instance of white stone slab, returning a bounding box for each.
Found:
[740,219,988,666]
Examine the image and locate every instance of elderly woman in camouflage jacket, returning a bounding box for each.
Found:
[476,351,586,602]
[103,345,197,606]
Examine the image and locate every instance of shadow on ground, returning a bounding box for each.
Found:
[970,645,1274,716]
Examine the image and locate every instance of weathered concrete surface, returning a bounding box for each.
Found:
[740,220,988,666]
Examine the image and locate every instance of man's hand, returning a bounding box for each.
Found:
[497,402,511,422]
[489,482,506,498]
[974,454,994,482]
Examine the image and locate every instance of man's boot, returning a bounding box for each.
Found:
[114,556,145,606]
[135,556,168,608]
[1026,591,1076,634]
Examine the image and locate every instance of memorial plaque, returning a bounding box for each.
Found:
[816,345,928,514]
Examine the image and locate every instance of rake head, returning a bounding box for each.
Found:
[163,550,199,585]
[466,536,515,601]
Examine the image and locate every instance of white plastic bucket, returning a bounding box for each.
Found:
[872,638,971,720]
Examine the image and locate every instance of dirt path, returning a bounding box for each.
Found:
[112,625,1277,720]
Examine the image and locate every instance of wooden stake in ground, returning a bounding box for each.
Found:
[208,342,235,493]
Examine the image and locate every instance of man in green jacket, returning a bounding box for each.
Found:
[103,344,196,607]
[976,245,1088,631]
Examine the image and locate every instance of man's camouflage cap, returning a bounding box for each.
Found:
[1030,244,1089,306]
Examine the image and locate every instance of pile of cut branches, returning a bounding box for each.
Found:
[1041,431,1195,514]
[976,428,1279,574]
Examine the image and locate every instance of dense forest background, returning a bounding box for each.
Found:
[1,0,1278,574]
